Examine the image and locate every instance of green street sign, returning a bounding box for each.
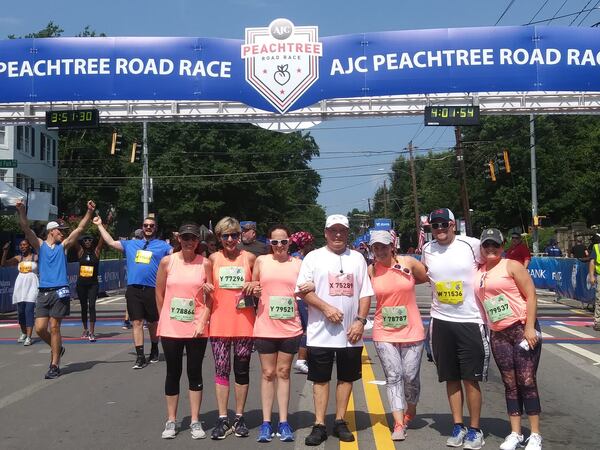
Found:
[0,159,17,168]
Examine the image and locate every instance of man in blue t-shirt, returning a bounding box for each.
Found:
[16,199,95,380]
[94,215,171,369]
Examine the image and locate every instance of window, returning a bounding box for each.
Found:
[46,137,52,162]
[52,140,57,167]
[16,126,23,150]
[51,186,56,205]
[40,133,45,160]
[0,169,6,181]
[16,127,34,155]
[30,177,35,191]
[30,128,35,158]
[16,173,29,191]
[0,126,5,146]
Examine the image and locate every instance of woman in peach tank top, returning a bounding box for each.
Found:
[252,225,302,442]
[155,223,213,439]
[475,228,543,450]
[206,217,257,439]
[368,230,428,442]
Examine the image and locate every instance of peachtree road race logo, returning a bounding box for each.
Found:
[242,18,322,114]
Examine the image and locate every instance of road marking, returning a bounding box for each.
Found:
[551,325,594,339]
[98,296,125,304]
[360,346,394,450]
[542,331,600,365]
[341,391,359,450]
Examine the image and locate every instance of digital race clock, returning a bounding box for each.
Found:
[45,109,100,130]
[424,105,480,126]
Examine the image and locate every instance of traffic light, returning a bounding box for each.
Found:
[130,141,141,163]
[110,132,122,155]
[503,149,511,173]
[533,215,539,226]
[488,160,496,182]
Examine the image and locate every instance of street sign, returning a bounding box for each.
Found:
[0,159,17,168]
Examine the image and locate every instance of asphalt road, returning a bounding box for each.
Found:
[0,285,598,450]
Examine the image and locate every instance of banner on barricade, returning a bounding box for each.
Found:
[528,257,595,304]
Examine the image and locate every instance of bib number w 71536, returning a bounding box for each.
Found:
[435,280,464,304]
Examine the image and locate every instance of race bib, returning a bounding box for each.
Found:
[382,306,408,328]
[328,273,354,296]
[169,297,195,322]
[56,287,70,300]
[483,294,513,323]
[435,280,464,304]
[18,261,32,273]
[219,266,245,289]
[79,265,94,277]
[135,249,152,264]
[269,296,295,319]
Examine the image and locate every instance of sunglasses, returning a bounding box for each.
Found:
[180,234,199,241]
[482,241,502,248]
[392,264,412,275]
[269,239,289,246]
[431,222,450,230]
[143,223,155,229]
[220,232,240,241]
[82,238,93,242]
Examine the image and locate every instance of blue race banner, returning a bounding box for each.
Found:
[373,218,392,230]
[0,259,126,313]
[3,25,600,113]
[528,257,595,304]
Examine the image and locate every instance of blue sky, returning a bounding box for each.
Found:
[3,0,600,215]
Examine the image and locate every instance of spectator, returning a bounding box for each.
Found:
[239,221,268,256]
[571,236,589,261]
[505,231,531,268]
[543,239,562,257]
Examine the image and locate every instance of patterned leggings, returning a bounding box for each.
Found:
[210,337,253,386]
[374,341,424,412]
[491,321,542,416]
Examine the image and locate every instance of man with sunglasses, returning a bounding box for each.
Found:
[421,208,489,449]
[15,199,96,379]
[94,215,172,369]
[296,214,374,446]
[238,221,268,256]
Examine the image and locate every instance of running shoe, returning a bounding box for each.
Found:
[463,428,485,450]
[277,422,294,442]
[88,333,97,342]
[23,337,32,346]
[81,330,89,339]
[232,415,249,437]
[161,420,177,439]
[132,355,147,369]
[44,364,60,379]
[500,432,524,450]
[391,423,406,441]
[403,412,415,429]
[304,424,327,446]
[148,349,160,363]
[257,422,274,442]
[122,320,132,330]
[211,417,232,440]
[446,424,468,447]
[524,433,542,450]
[332,419,354,442]
[190,421,206,439]
[294,360,309,374]
[17,333,27,343]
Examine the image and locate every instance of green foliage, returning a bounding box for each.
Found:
[8,21,64,39]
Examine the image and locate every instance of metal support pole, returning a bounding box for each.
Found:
[455,126,472,236]
[408,141,420,244]
[142,121,149,219]
[530,114,539,253]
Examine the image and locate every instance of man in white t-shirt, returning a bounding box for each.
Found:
[421,208,489,450]
[296,214,374,446]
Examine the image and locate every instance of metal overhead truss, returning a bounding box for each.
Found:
[2,91,600,131]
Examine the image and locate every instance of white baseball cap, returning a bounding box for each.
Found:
[46,220,69,231]
[369,230,394,246]
[325,214,349,229]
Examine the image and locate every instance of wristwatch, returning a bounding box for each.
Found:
[354,316,367,325]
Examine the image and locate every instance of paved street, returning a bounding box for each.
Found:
[0,285,598,449]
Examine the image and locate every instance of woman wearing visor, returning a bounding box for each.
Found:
[155,223,213,440]
[75,234,104,342]
[368,230,428,441]
[475,228,542,450]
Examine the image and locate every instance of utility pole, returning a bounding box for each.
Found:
[408,141,420,244]
[142,121,149,219]
[383,180,388,217]
[530,114,539,253]
[455,126,472,236]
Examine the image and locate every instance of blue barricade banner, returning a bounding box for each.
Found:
[3,26,600,113]
[528,257,595,304]
[0,259,126,313]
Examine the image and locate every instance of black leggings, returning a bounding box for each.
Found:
[76,283,99,328]
[161,337,208,396]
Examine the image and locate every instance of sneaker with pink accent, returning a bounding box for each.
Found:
[391,423,406,441]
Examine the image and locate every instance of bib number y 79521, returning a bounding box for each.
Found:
[269,296,295,319]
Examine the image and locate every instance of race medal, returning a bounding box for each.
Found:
[382,306,408,328]
[18,261,32,273]
[269,296,295,319]
[135,249,152,264]
[328,273,354,296]
[170,297,195,322]
[56,287,70,299]
[79,265,94,277]
[483,294,513,323]
[219,266,245,289]
[435,280,464,304]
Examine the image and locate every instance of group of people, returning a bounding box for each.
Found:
[8,201,544,449]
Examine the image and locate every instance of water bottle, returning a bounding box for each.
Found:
[519,330,542,351]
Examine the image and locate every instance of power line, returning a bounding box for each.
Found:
[527,0,551,25]
[547,0,569,25]
[570,0,594,25]
[578,0,600,25]
[495,0,518,26]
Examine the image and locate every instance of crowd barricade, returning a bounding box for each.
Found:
[0,259,126,313]
[528,257,595,304]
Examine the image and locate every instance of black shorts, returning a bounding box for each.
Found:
[126,285,158,322]
[430,318,490,382]
[307,346,363,383]
[35,288,71,319]
[254,335,302,354]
